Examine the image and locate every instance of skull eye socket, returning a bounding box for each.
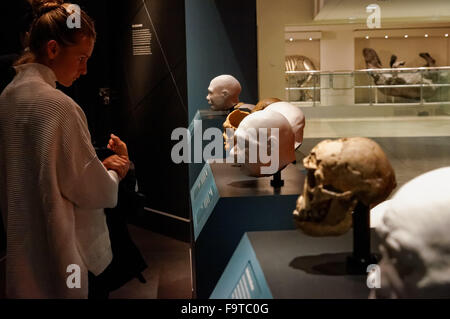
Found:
[307,170,316,188]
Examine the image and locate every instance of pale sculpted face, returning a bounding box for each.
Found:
[206,75,241,111]
[206,81,226,110]
[231,110,295,177]
[372,167,450,298]
[265,102,305,147]
[47,34,95,87]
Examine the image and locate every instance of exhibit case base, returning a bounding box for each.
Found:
[211,229,381,299]
[191,162,305,298]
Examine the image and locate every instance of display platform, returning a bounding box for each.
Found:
[211,229,381,299]
[188,109,229,188]
[191,161,305,298]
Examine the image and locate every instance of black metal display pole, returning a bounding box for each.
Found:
[270,170,284,188]
[346,201,378,274]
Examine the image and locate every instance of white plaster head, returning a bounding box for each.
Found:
[371,167,450,299]
[264,101,305,148]
[230,109,296,177]
[206,75,242,111]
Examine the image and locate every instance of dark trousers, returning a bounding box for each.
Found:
[88,149,148,299]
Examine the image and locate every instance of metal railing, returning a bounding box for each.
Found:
[285,67,450,106]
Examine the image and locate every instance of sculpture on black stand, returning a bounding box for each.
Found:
[230,109,296,178]
[206,74,254,112]
[293,137,396,273]
[226,101,305,183]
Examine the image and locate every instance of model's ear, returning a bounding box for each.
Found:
[222,89,229,97]
[267,134,281,157]
[267,135,274,153]
[47,40,61,60]
[20,31,30,48]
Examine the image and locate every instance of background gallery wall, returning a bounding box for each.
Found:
[258,0,450,100]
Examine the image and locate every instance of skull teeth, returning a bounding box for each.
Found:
[297,206,329,222]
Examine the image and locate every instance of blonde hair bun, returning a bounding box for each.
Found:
[31,0,64,16]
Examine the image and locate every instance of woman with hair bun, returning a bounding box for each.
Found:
[0,1,130,298]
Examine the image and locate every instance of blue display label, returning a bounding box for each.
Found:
[190,163,220,240]
[210,233,273,299]
[229,262,261,299]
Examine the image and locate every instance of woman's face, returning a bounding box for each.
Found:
[48,34,95,87]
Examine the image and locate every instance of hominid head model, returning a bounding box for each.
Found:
[293,137,396,236]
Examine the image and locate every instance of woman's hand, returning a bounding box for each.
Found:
[102,154,130,180]
[107,133,128,158]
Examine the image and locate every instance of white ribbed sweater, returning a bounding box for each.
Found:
[0,63,119,298]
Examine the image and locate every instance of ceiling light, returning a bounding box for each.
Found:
[365,35,369,39]
[289,38,293,42]
[309,37,313,41]
[425,34,429,38]
[445,34,449,37]
[404,35,408,38]
[385,35,389,39]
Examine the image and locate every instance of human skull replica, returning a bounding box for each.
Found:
[252,97,281,113]
[293,137,396,237]
[223,109,250,151]
[264,102,305,148]
[206,75,242,111]
[235,103,256,113]
[370,167,450,299]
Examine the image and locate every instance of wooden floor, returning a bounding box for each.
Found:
[0,225,192,299]
[110,225,192,299]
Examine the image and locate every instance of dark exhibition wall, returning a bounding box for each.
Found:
[185,0,258,189]
[0,0,258,245]
[62,0,191,241]
[110,0,190,241]
[185,0,259,122]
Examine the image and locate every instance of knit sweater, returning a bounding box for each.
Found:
[0,63,119,298]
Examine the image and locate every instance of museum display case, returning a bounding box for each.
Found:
[190,160,304,298]
[188,109,228,187]
[196,0,450,300]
